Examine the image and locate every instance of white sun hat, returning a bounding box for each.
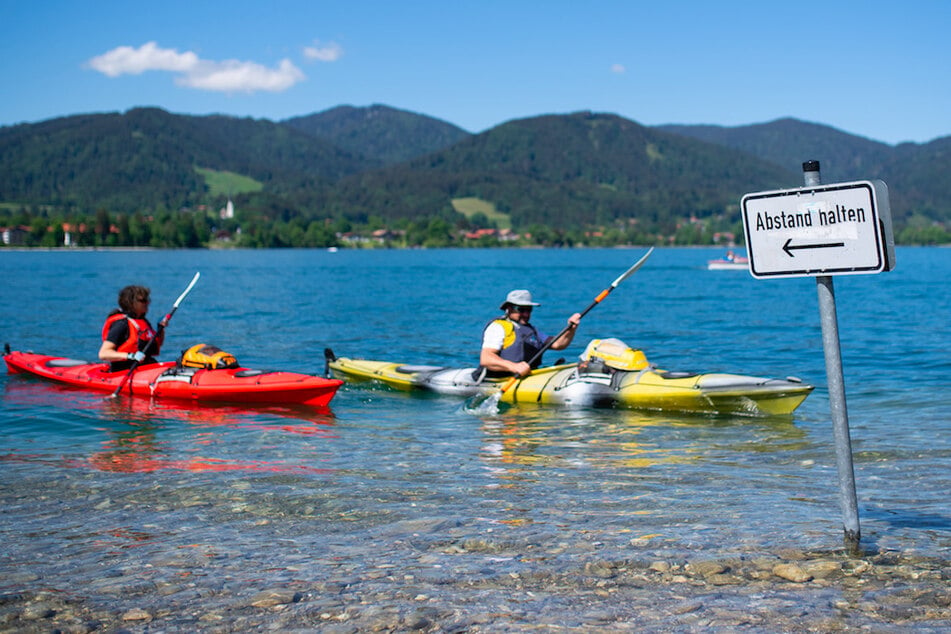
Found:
[500,289,540,309]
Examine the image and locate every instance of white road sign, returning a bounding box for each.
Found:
[741,180,895,279]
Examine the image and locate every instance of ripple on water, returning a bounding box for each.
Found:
[2,247,950,630]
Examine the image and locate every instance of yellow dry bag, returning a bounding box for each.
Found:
[179,344,239,370]
[580,338,649,371]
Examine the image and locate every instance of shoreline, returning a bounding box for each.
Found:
[2,543,949,631]
[3,244,949,253]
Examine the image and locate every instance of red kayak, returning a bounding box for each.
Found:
[4,350,343,407]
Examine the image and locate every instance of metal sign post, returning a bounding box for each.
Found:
[741,160,896,555]
[804,163,861,555]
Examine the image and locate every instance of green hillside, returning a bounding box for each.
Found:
[1,106,948,247]
[283,104,469,164]
[322,112,796,231]
[657,118,893,179]
[452,197,511,229]
[195,167,263,197]
[658,118,951,227]
[0,107,368,212]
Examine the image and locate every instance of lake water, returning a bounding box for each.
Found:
[1,246,949,631]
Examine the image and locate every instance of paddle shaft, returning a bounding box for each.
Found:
[110,272,200,398]
[498,247,654,394]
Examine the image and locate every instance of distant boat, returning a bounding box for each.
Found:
[708,250,749,271]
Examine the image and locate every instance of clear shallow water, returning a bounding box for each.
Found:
[1,246,949,628]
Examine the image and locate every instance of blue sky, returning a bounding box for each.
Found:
[2,0,948,145]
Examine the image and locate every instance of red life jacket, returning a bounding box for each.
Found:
[101,313,159,355]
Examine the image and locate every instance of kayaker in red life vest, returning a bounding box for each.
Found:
[480,289,581,378]
[98,285,168,372]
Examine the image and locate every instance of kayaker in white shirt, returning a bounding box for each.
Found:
[480,289,580,378]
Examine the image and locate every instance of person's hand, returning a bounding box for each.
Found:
[129,351,146,362]
[513,361,532,377]
[567,313,581,329]
[158,317,169,328]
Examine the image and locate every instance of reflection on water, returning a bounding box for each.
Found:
[458,403,830,544]
[477,405,808,471]
[2,379,337,474]
[1,248,949,630]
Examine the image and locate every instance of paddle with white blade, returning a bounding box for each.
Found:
[465,247,654,414]
[109,272,200,399]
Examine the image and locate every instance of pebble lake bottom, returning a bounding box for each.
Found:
[1,247,949,631]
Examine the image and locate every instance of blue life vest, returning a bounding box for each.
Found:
[483,318,550,376]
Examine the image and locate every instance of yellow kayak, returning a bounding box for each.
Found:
[324,340,813,416]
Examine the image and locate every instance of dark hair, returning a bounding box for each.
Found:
[116,285,150,315]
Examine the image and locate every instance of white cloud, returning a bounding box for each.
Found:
[87,42,306,93]
[303,41,343,62]
[87,41,198,76]
[178,59,305,93]
[611,63,626,74]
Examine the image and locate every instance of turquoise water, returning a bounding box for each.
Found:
[1,246,949,625]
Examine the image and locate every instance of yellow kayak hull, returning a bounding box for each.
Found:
[326,354,813,416]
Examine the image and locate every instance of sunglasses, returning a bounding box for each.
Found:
[512,305,533,312]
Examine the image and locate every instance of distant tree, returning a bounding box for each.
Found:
[94,208,111,246]
[128,213,151,246]
[116,214,131,244]
[304,220,336,247]
[423,218,453,247]
[468,212,490,229]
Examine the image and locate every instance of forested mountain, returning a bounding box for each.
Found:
[657,118,894,180]
[319,112,797,229]
[658,119,951,224]
[282,104,469,164]
[1,105,949,247]
[0,107,370,211]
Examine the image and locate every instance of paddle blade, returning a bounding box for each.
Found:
[107,382,130,400]
[610,247,654,288]
[174,272,201,308]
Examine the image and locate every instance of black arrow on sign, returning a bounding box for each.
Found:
[783,238,845,257]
